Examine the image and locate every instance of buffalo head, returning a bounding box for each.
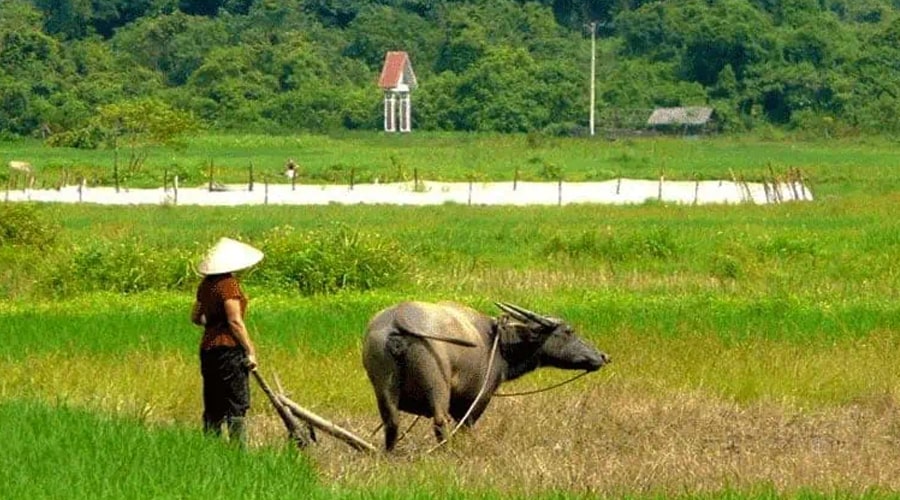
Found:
[495,302,610,373]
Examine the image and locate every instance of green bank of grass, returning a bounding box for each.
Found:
[1,289,897,358]
[0,399,511,500]
[2,132,899,196]
[2,290,898,410]
[6,191,897,304]
[0,400,320,499]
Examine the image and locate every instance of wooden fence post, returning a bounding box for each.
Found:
[208,159,214,192]
[513,168,519,191]
[114,148,120,194]
[173,176,179,205]
[248,163,254,192]
[797,168,807,200]
[557,178,563,206]
[789,167,800,201]
[729,169,743,202]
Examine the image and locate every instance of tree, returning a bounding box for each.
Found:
[111,12,228,86]
[301,0,368,28]
[0,1,69,136]
[615,2,682,60]
[96,98,197,174]
[343,5,439,70]
[184,45,280,128]
[32,0,93,39]
[435,7,488,74]
[678,0,775,86]
[841,16,900,132]
[454,46,552,132]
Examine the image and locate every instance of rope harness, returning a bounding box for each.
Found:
[495,370,590,397]
[426,332,500,453]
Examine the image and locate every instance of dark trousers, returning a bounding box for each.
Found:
[200,346,250,436]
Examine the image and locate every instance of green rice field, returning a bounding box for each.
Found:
[1,133,899,499]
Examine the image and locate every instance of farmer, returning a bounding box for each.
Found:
[191,237,264,446]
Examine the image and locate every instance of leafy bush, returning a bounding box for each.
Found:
[253,223,410,295]
[44,237,195,296]
[44,124,105,149]
[711,251,743,281]
[0,203,60,249]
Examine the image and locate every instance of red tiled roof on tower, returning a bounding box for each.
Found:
[378,51,417,90]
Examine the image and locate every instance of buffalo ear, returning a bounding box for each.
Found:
[508,322,549,344]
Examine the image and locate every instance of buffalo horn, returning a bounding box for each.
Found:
[495,302,557,327]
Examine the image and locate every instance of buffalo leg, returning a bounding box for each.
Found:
[375,391,401,451]
[403,342,453,444]
[426,382,452,443]
[450,394,492,429]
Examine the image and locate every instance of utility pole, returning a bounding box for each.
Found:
[589,21,597,137]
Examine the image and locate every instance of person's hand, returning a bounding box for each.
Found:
[244,354,258,371]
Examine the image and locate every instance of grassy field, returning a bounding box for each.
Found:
[1,133,899,498]
[1,132,899,197]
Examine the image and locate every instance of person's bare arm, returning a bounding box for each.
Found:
[224,298,257,370]
[190,301,206,326]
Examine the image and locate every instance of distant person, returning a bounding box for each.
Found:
[284,159,297,179]
[191,237,264,447]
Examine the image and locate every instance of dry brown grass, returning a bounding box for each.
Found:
[286,384,900,496]
[424,264,725,297]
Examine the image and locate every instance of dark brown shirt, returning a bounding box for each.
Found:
[196,274,247,350]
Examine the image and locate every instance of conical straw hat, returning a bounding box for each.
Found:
[197,237,264,275]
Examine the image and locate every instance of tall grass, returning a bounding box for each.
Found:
[0,400,320,499]
[1,192,894,303]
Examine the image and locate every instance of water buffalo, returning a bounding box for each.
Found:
[362,300,610,450]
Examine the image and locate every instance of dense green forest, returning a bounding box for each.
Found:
[2,0,900,142]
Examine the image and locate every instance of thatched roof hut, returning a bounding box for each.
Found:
[647,107,716,134]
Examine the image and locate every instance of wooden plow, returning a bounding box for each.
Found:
[251,369,377,453]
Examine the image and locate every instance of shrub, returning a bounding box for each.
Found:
[711,252,743,281]
[0,203,60,249]
[44,124,104,149]
[253,223,410,295]
[43,237,195,296]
